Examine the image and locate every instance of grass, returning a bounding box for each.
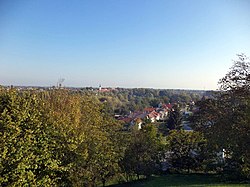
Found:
[108,174,250,187]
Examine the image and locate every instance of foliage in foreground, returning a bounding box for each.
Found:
[120,124,164,181]
[0,89,123,186]
[192,54,250,179]
[166,130,207,173]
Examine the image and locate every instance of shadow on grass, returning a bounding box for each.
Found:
[108,174,250,187]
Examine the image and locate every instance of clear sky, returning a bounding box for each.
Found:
[0,0,250,90]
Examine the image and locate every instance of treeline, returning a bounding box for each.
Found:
[92,88,204,115]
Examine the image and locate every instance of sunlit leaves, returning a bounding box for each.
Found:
[0,89,124,186]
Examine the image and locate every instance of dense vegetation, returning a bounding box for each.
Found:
[0,89,124,186]
[191,54,250,180]
[0,54,249,186]
[85,87,204,116]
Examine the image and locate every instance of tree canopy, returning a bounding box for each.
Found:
[192,54,250,179]
[0,89,124,186]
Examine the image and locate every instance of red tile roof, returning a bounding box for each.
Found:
[144,107,155,113]
[119,117,132,123]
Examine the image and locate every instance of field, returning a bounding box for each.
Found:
[109,174,250,187]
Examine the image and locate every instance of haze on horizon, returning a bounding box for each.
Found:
[0,0,250,90]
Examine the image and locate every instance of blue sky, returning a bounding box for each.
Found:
[0,0,250,90]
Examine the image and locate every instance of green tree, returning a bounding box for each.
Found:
[167,104,183,130]
[0,90,66,186]
[0,89,125,186]
[166,130,206,173]
[121,124,163,180]
[42,90,124,186]
[192,54,250,179]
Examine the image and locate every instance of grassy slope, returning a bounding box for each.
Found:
[109,174,250,187]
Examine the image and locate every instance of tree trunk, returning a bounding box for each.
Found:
[102,178,106,187]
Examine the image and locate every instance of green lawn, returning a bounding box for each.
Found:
[109,174,250,187]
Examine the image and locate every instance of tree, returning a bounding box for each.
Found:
[0,90,67,186]
[167,104,182,130]
[166,130,206,173]
[42,90,124,186]
[219,54,250,92]
[192,54,250,179]
[120,124,163,180]
[0,89,125,186]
